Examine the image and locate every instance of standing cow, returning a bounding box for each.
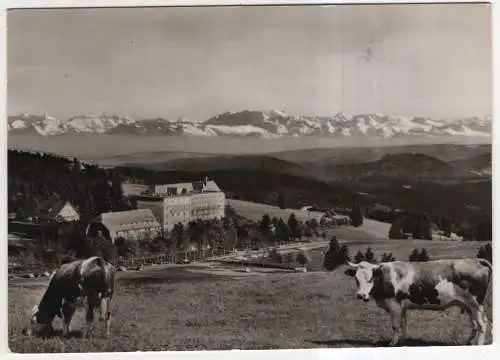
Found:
[344,258,492,346]
[26,256,116,338]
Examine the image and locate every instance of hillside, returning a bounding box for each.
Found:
[270,143,492,165]
[360,180,491,223]
[7,149,491,232]
[450,152,492,176]
[7,150,129,218]
[126,154,309,177]
[88,151,222,167]
[116,166,361,210]
[317,153,480,182]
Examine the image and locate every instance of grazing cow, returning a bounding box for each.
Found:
[26,256,116,338]
[344,259,492,346]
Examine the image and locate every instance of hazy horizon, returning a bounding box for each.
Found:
[8,4,492,121]
[8,133,492,160]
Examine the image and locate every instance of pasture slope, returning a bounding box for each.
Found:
[227,198,325,223]
[9,234,491,352]
[228,198,390,240]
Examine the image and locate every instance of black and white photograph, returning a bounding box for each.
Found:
[5,1,494,354]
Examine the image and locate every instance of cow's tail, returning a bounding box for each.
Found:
[459,259,493,316]
[478,258,493,303]
[93,257,114,321]
[476,258,493,328]
[94,257,109,293]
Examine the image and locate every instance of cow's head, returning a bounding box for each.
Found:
[25,305,51,336]
[344,261,383,302]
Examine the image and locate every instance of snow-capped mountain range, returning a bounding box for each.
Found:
[7,110,492,139]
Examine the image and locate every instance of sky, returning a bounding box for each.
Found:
[7,4,492,121]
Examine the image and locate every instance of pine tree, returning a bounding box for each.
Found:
[350,204,364,227]
[287,213,301,241]
[354,250,365,264]
[389,218,404,239]
[339,244,351,263]
[323,236,349,271]
[409,249,420,262]
[278,193,286,209]
[276,218,291,243]
[420,214,433,240]
[364,247,375,263]
[259,214,272,236]
[441,217,452,237]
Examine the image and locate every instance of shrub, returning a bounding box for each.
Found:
[409,248,429,262]
[285,252,297,267]
[409,249,420,262]
[268,248,284,264]
[380,252,396,262]
[296,249,312,267]
[419,248,429,262]
[303,226,314,241]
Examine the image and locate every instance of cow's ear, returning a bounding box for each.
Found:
[344,268,356,277]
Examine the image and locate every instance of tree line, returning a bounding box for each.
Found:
[8,150,130,219]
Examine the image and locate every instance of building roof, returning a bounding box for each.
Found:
[154,178,222,196]
[34,197,77,220]
[97,209,161,233]
[203,180,221,192]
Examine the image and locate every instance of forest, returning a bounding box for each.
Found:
[8,150,130,220]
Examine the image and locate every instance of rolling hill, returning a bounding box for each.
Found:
[314,153,483,182]
[124,154,309,177]
[450,152,492,176]
[269,143,492,165]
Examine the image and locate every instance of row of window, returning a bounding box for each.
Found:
[115,228,162,241]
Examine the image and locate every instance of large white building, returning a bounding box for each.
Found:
[87,209,163,244]
[137,177,226,232]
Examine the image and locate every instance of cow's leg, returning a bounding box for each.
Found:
[473,305,488,345]
[83,305,95,338]
[467,311,479,345]
[105,310,111,337]
[61,303,76,337]
[99,297,112,337]
[457,292,487,345]
[387,301,403,346]
[400,308,408,343]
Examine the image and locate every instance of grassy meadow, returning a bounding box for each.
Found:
[8,226,492,353]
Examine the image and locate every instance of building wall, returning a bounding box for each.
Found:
[138,186,226,232]
[190,192,225,222]
[163,195,191,231]
[114,226,162,242]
